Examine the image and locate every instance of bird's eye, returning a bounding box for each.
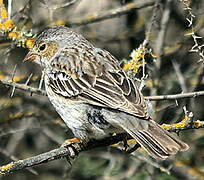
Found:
[39,43,47,52]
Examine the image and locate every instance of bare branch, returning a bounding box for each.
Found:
[145,91,204,101]
[67,1,154,27]
[155,0,172,68]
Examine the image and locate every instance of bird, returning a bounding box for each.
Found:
[23,26,189,159]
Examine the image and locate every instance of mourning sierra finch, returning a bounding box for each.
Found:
[23,26,189,159]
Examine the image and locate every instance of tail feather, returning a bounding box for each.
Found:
[132,131,170,159]
[122,120,189,159]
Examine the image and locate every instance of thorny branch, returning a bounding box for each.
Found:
[1,78,204,101]
[180,0,204,62]
[0,78,46,96]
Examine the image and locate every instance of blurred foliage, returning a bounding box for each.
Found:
[0,0,204,179]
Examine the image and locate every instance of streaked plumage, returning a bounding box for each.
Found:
[24,26,189,159]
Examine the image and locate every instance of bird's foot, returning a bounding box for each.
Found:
[62,137,81,146]
[61,137,82,165]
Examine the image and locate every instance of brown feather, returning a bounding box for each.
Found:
[48,47,149,118]
[121,120,189,159]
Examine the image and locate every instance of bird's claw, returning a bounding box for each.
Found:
[61,138,82,164]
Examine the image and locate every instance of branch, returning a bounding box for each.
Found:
[154,0,172,68]
[0,79,46,96]
[145,91,204,101]
[67,1,154,27]
[0,118,204,176]
[0,134,127,176]
[1,78,204,100]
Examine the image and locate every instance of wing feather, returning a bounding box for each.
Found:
[47,48,149,119]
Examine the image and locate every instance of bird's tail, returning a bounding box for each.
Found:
[123,120,189,159]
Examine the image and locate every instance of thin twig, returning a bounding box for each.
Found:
[143,1,160,47]
[10,64,18,98]
[145,91,204,100]
[7,0,13,19]
[172,60,187,93]
[155,0,172,68]
[67,1,154,27]
[25,73,33,85]
[0,79,46,96]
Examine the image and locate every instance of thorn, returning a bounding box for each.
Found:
[10,85,16,98]
[10,64,18,97]
[38,71,45,90]
[25,73,33,85]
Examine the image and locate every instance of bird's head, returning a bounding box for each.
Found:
[23,26,83,68]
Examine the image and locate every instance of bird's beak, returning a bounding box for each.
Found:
[23,51,38,62]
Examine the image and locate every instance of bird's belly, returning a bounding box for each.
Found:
[45,84,120,140]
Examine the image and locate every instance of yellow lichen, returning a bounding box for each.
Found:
[26,39,35,49]
[0,19,15,31]
[174,123,186,128]
[0,163,14,172]
[193,120,204,128]
[0,8,8,19]
[0,111,35,124]
[160,124,172,131]
[0,1,35,48]
[123,47,147,74]
[123,61,142,73]
[26,112,35,116]
[0,0,8,19]
[12,76,21,82]
[0,75,23,82]
[8,31,21,39]
[131,48,145,60]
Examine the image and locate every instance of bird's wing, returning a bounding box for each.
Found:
[47,47,150,119]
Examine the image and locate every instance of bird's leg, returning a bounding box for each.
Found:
[61,137,84,155]
[61,137,83,165]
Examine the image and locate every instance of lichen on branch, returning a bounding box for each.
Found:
[0,1,34,48]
